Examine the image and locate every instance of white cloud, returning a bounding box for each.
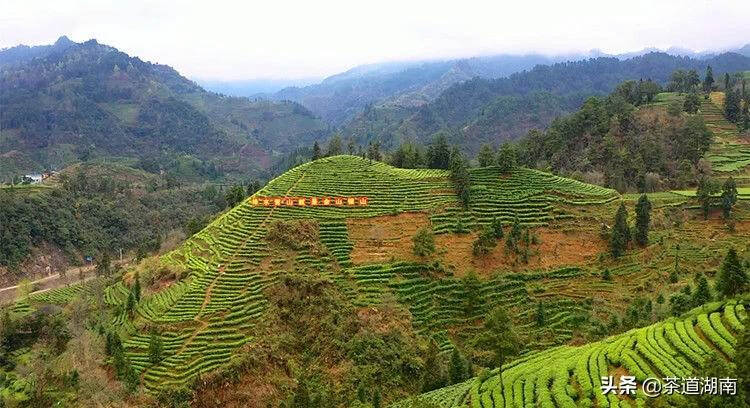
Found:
[1,0,748,80]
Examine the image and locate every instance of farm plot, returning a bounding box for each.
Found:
[431,167,618,233]
[15,156,622,393]
[392,300,747,408]
[702,94,750,177]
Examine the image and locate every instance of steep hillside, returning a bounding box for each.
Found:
[91,156,618,391]
[0,37,328,178]
[5,156,748,406]
[396,299,747,407]
[343,53,750,154]
[702,92,750,183]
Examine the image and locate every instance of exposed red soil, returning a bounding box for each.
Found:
[347,212,430,264]
[435,227,607,277]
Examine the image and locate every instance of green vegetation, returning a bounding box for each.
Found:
[396,300,748,408]
[0,163,222,270]
[0,37,327,180]
[344,53,750,158]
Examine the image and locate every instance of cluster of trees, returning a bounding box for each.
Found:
[0,165,223,271]
[516,77,714,192]
[343,52,750,156]
[609,195,651,258]
[613,79,662,105]
[722,73,750,131]
[667,69,702,93]
[104,330,139,391]
[695,176,738,220]
[668,248,748,317]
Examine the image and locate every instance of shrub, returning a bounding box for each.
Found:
[413,227,436,257]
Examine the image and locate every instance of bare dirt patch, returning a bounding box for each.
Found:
[347,212,430,264]
[436,227,606,277]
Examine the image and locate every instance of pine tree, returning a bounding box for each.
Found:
[703,65,714,92]
[491,217,504,239]
[477,144,496,167]
[421,340,446,392]
[724,73,730,91]
[450,149,471,208]
[148,329,163,364]
[721,176,738,219]
[535,302,546,327]
[133,271,141,302]
[372,389,382,408]
[312,141,321,160]
[496,143,517,173]
[716,248,748,298]
[97,251,111,277]
[724,89,742,123]
[692,272,712,306]
[610,203,630,258]
[475,307,520,400]
[634,194,651,246]
[449,348,468,384]
[326,134,342,156]
[126,291,136,314]
[462,271,481,318]
[696,176,719,219]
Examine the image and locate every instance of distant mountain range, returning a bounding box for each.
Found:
[341,52,750,154]
[0,37,329,178]
[201,44,750,126]
[2,37,749,179]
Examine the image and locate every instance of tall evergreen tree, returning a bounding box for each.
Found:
[716,248,748,298]
[634,194,651,246]
[535,301,546,327]
[97,251,111,277]
[326,134,343,156]
[696,176,719,219]
[312,141,321,160]
[724,89,742,123]
[692,272,712,306]
[148,329,163,364]
[721,176,738,219]
[474,307,520,400]
[491,216,504,239]
[132,271,141,302]
[450,149,471,208]
[427,133,451,169]
[496,143,517,173]
[477,144,496,167]
[724,72,731,91]
[449,348,468,384]
[367,141,382,161]
[610,203,630,257]
[703,65,714,92]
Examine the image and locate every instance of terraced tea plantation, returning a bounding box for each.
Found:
[83,155,619,392]
[396,300,747,408]
[702,93,750,180]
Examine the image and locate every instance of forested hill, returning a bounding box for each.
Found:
[342,52,750,154]
[0,37,328,179]
[270,54,575,125]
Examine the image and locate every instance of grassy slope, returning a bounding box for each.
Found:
[397,299,747,408]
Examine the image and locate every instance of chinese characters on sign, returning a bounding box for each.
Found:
[601,376,737,398]
[250,196,369,207]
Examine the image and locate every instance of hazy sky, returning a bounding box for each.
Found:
[2,0,749,80]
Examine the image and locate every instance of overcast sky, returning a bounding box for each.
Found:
[2,0,749,80]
